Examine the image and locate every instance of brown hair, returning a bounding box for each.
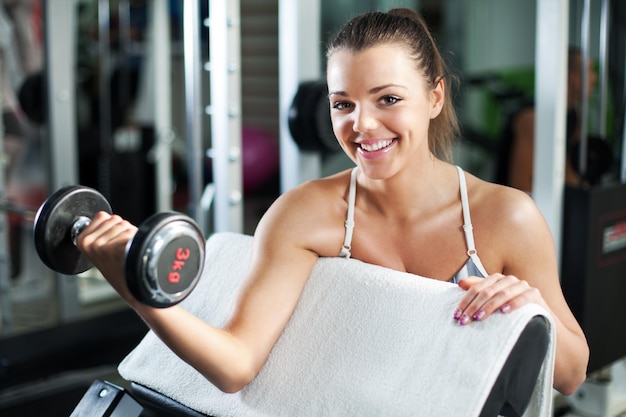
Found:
[326,8,459,161]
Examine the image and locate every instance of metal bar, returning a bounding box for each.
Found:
[622,50,626,182]
[117,0,131,124]
[44,0,81,321]
[598,0,610,137]
[578,0,591,181]
[278,0,322,194]
[182,0,205,231]
[209,0,243,233]
[151,0,173,212]
[533,0,569,265]
[97,0,112,200]
[0,51,11,333]
[0,200,37,218]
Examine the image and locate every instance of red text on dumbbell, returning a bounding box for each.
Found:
[168,247,191,284]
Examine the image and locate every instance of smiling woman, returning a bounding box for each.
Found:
[74,7,588,410]
[327,43,443,172]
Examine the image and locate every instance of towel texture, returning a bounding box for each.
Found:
[118,232,555,417]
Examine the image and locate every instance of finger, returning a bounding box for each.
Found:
[455,274,523,325]
[455,274,503,312]
[492,285,543,315]
[467,278,533,322]
[78,213,136,255]
[457,276,483,291]
[75,211,115,247]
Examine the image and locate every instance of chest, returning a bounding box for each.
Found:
[347,211,473,281]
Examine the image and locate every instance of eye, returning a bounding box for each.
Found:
[380,95,401,106]
[331,101,353,111]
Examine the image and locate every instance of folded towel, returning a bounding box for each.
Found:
[118,232,555,417]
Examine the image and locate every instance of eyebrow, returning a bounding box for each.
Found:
[328,84,407,98]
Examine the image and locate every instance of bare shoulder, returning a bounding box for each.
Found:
[465,173,543,227]
[254,170,352,258]
[463,172,556,272]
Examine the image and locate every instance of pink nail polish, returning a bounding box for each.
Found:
[499,304,511,314]
[453,308,462,320]
[473,309,485,321]
[459,314,469,326]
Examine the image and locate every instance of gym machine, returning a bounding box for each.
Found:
[0,1,239,409]
[555,0,626,416]
[278,0,324,194]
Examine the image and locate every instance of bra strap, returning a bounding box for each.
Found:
[339,167,358,258]
[456,166,477,256]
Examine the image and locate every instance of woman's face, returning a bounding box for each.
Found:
[326,43,444,179]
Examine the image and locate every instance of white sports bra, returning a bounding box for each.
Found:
[338,166,489,283]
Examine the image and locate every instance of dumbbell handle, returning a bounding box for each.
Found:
[70,216,91,246]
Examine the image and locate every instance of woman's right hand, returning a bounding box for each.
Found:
[76,211,139,304]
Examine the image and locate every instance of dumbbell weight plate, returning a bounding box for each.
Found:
[33,186,112,275]
[125,212,205,308]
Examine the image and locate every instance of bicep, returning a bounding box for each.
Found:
[226,245,318,370]
[501,197,580,329]
[224,194,322,373]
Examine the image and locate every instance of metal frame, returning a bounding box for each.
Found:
[0,48,10,333]
[150,0,173,212]
[278,0,322,194]
[578,0,591,179]
[207,0,243,233]
[183,1,243,234]
[622,16,626,182]
[44,0,81,321]
[182,1,205,231]
[532,0,569,264]
[598,0,610,138]
[132,0,174,213]
[97,0,112,200]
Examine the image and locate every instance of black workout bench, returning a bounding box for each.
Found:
[70,316,549,417]
[70,380,205,417]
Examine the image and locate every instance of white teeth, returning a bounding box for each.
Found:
[360,140,392,152]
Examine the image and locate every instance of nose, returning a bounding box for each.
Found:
[352,105,378,133]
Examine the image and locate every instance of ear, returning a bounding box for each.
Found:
[430,78,445,119]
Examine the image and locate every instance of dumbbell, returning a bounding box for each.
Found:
[33,185,205,308]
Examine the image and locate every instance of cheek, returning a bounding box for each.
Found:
[331,114,350,139]
[399,110,432,140]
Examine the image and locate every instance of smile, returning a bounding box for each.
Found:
[359,139,394,152]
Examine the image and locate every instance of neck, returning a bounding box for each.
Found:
[357,157,454,220]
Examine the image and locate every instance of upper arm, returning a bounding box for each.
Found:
[497,191,582,333]
[495,189,589,391]
[223,186,329,374]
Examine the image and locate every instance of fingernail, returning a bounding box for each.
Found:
[459,314,469,326]
[473,309,485,321]
[453,308,463,321]
[499,304,511,314]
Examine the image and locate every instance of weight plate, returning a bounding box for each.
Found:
[125,212,205,308]
[288,80,341,153]
[33,186,112,275]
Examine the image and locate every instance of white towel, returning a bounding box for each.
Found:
[118,232,555,417]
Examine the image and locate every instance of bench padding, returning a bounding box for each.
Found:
[119,232,555,417]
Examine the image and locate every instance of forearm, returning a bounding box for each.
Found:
[551,316,589,395]
[132,303,258,393]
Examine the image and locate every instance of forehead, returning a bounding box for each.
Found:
[327,44,423,91]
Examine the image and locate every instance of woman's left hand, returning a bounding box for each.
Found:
[453,274,547,325]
